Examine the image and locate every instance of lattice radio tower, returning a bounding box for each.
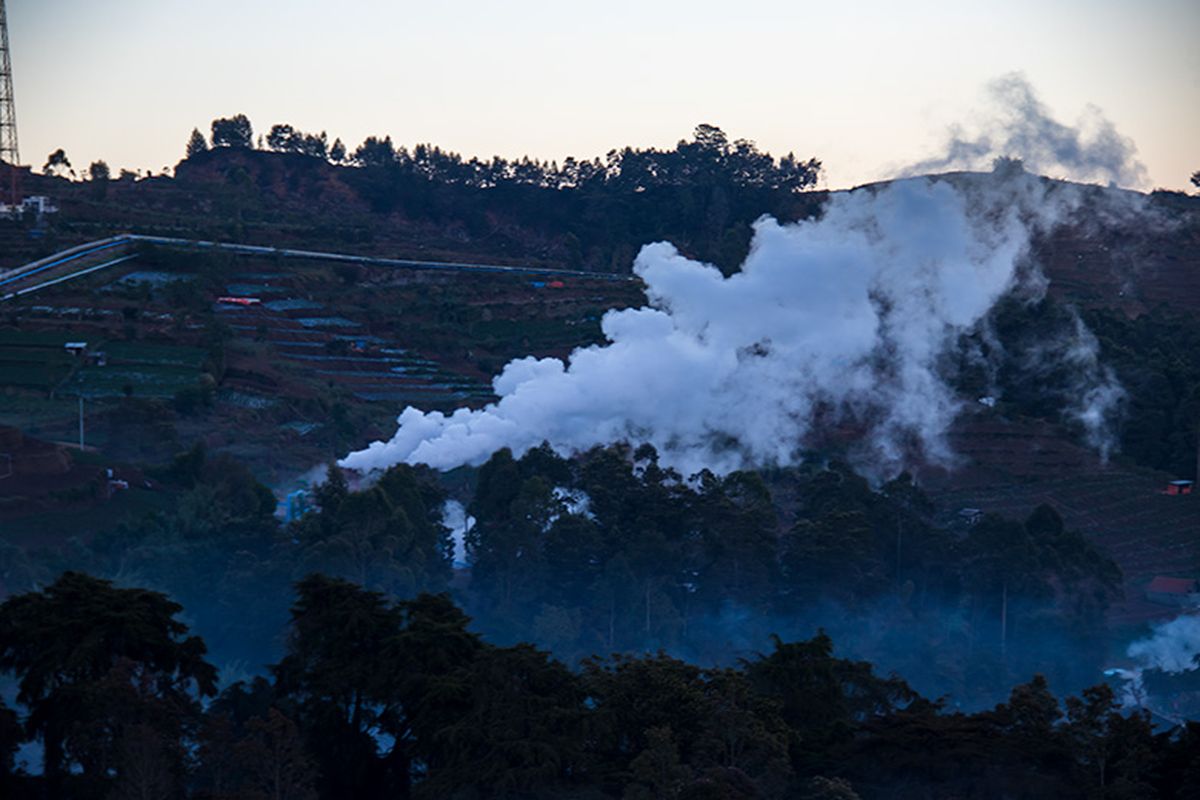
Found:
[0,0,19,205]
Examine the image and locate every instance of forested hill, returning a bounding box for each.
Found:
[5,122,826,275]
[12,122,1200,318]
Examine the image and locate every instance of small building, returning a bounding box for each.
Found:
[63,341,89,357]
[1165,480,1194,496]
[0,195,59,218]
[24,196,59,215]
[1145,576,1200,607]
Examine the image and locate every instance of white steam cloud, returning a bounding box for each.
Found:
[342,174,1122,478]
[1128,614,1200,674]
[905,73,1149,189]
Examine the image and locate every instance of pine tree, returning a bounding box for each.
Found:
[186,128,209,158]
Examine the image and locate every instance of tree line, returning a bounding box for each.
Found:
[1,570,1197,800]
[170,115,825,273]
[188,115,821,195]
[0,439,1129,713]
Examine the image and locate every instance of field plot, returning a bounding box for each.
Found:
[103,341,208,369]
[0,249,641,477]
[59,364,203,399]
[468,317,604,352]
[0,331,88,393]
[0,345,76,386]
[213,280,497,410]
[105,271,195,290]
[0,330,94,348]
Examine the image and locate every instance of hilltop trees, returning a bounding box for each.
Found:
[86,159,110,199]
[329,137,347,163]
[266,123,330,159]
[168,119,821,270]
[42,147,73,178]
[211,114,254,149]
[186,127,209,158]
[353,135,398,168]
[86,159,110,181]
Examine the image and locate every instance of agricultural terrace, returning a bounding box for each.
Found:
[0,243,644,480]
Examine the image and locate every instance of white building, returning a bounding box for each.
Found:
[0,195,59,218]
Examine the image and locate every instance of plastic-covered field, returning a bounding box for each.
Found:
[296,317,360,328]
[106,271,195,289]
[264,299,324,312]
[225,283,286,296]
[103,342,208,369]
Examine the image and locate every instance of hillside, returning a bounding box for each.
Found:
[2,152,1198,643]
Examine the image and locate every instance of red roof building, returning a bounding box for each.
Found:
[1146,576,1200,607]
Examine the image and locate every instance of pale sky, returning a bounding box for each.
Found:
[8,0,1199,190]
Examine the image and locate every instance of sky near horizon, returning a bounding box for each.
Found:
[7,0,1199,191]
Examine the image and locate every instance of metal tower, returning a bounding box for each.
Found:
[0,0,18,204]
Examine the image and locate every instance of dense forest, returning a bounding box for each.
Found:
[0,439,1146,709]
[1,570,1198,800]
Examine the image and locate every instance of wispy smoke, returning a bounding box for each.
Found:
[441,500,473,567]
[343,173,1122,479]
[905,73,1148,189]
[1128,614,1200,674]
[1013,309,1126,459]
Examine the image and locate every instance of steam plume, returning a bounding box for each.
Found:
[441,500,472,567]
[905,73,1148,189]
[342,174,1120,478]
[1128,614,1200,674]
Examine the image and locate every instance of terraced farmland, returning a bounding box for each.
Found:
[0,328,210,399]
[214,290,495,408]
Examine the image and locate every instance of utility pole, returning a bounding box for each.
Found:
[78,396,84,449]
[0,0,19,206]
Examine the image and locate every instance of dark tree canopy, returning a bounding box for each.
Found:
[211,114,254,149]
[86,159,110,181]
[0,572,216,792]
[186,127,209,158]
[43,147,73,177]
